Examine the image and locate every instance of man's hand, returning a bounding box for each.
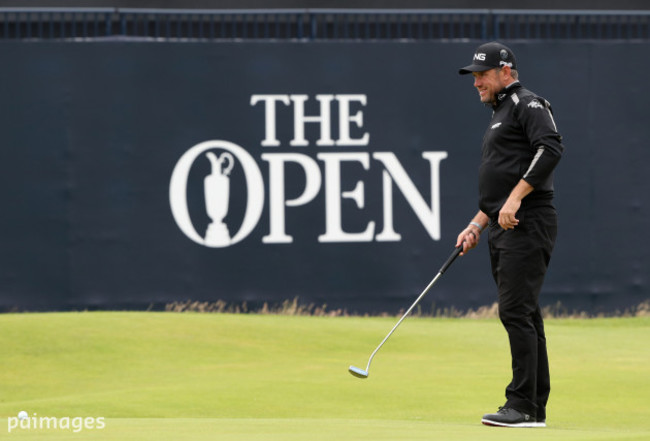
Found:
[498,179,534,230]
[456,226,481,255]
[498,198,521,230]
[456,212,488,255]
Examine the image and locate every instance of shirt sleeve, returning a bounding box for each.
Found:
[516,96,564,189]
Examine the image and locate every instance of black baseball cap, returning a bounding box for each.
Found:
[458,42,517,75]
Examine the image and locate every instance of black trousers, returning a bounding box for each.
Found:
[488,206,557,420]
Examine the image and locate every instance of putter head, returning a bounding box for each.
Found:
[348,365,369,379]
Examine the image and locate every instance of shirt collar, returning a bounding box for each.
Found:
[493,81,522,109]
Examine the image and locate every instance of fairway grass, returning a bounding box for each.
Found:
[0,313,648,440]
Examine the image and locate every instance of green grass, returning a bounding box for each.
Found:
[0,312,648,440]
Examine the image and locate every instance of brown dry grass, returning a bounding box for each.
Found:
[165,297,650,318]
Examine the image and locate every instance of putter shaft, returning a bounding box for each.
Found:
[350,245,463,378]
[362,272,442,374]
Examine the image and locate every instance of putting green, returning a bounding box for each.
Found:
[1,312,648,440]
[4,418,649,440]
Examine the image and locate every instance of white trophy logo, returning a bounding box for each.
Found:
[204,152,234,246]
[170,140,265,248]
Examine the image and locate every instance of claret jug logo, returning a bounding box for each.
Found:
[170,94,448,248]
[170,140,264,248]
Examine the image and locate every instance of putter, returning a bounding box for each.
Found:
[348,244,464,379]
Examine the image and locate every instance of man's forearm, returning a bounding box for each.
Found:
[508,179,535,203]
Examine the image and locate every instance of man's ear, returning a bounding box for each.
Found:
[500,65,512,81]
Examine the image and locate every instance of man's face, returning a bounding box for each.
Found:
[472,68,506,104]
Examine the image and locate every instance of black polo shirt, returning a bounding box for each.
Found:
[478,82,564,218]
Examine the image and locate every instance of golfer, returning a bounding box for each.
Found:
[455,42,564,428]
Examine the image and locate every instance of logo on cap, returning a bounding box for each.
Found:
[458,42,517,75]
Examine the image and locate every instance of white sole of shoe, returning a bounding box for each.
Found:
[481,418,544,428]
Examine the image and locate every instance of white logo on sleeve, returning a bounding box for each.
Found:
[528,100,544,109]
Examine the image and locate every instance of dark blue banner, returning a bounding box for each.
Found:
[0,41,647,313]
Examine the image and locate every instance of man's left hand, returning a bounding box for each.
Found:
[499,179,534,230]
[498,198,521,230]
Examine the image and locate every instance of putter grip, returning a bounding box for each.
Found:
[438,245,463,274]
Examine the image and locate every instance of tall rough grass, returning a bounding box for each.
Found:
[165,297,650,318]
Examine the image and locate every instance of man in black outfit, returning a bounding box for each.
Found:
[455,42,564,428]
